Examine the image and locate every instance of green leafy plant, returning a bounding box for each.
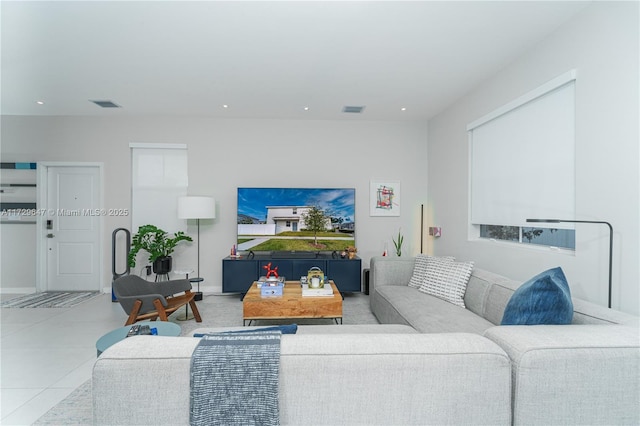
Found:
[392,229,404,257]
[128,224,192,267]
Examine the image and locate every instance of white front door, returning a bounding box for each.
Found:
[45,166,101,291]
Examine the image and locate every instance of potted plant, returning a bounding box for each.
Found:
[127,224,192,274]
[392,229,404,257]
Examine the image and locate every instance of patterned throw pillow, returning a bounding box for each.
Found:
[418,259,474,308]
[408,255,430,288]
[408,255,455,288]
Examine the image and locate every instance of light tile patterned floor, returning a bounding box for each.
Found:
[1,293,123,425]
[1,291,376,425]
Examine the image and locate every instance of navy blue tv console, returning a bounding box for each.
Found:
[222,253,362,295]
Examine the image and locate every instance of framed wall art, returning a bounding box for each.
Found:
[370,180,400,216]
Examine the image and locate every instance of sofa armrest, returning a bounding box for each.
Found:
[93,336,200,425]
[370,256,415,290]
[369,257,415,314]
[484,325,640,425]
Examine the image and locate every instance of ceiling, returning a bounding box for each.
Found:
[1,1,591,121]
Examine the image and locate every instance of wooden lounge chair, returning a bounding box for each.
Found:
[113,275,202,326]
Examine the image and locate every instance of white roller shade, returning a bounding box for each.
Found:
[469,73,575,229]
[131,144,188,234]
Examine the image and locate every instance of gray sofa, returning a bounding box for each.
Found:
[92,257,639,425]
[93,324,513,425]
[370,256,640,425]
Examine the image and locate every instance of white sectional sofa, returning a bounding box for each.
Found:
[92,257,639,425]
[369,256,640,425]
[93,324,513,425]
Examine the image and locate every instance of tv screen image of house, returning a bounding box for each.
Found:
[237,187,355,252]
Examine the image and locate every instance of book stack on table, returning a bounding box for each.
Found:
[301,282,334,297]
[258,276,285,296]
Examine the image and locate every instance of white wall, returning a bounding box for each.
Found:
[0,224,36,292]
[0,117,428,293]
[427,2,639,314]
[0,167,37,292]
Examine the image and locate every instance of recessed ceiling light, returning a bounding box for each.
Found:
[401,107,407,111]
[36,101,44,105]
[303,106,310,111]
[223,104,229,108]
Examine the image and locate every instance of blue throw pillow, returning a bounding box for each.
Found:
[193,324,298,337]
[501,267,573,325]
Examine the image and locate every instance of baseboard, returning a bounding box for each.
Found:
[193,284,221,295]
[0,287,36,294]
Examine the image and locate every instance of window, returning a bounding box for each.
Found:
[468,71,576,249]
[130,143,188,234]
[480,225,575,249]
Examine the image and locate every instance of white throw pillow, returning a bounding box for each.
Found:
[408,255,455,288]
[418,259,474,308]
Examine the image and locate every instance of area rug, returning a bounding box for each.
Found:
[33,380,93,425]
[1,291,101,308]
[33,293,378,424]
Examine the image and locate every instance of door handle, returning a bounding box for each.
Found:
[47,233,55,238]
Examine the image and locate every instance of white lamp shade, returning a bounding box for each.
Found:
[178,196,216,219]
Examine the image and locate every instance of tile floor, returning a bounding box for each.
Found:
[1,290,376,425]
[1,293,124,425]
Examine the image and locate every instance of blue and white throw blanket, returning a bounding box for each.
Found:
[190,331,281,426]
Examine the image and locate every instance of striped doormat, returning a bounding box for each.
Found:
[1,292,101,308]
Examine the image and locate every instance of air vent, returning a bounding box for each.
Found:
[90,100,121,108]
[342,105,365,114]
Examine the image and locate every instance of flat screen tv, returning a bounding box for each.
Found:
[237,187,355,253]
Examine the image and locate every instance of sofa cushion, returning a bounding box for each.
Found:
[501,267,573,325]
[408,254,454,288]
[374,286,494,334]
[483,325,640,425]
[418,259,474,308]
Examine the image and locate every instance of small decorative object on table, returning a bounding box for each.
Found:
[307,266,325,288]
[230,244,241,258]
[125,324,157,337]
[345,246,358,260]
[263,262,279,278]
[258,271,285,296]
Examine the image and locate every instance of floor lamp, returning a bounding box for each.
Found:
[526,218,613,308]
[178,196,215,301]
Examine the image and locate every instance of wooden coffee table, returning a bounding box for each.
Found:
[243,281,343,325]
